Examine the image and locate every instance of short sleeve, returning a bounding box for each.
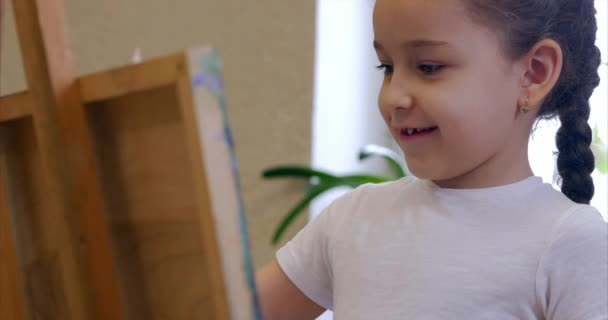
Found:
[536,206,608,320]
[276,202,335,310]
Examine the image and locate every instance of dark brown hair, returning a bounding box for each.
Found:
[465,0,601,204]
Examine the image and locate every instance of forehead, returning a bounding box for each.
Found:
[372,0,484,48]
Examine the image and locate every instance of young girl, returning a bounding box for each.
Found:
[256,0,608,319]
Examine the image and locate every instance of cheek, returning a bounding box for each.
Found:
[420,86,471,132]
[436,71,518,131]
[438,95,511,145]
[377,85,396,127]
[427,89,510,156]
[377,85,390,115]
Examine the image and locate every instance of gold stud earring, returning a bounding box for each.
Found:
[521,97,530,114]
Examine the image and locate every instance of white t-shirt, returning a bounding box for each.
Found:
[276,176,608,320]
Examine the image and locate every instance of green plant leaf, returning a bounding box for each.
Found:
[263,152,402,244]
[597,154,608,175]
[262,165,339,181]
[271,181,340,245]
[591,126,608,175]
[358,144,407,178]
[339,174,392,187]
[302,174,389,192]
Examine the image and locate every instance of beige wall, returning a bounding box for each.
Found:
[1,0,314,269]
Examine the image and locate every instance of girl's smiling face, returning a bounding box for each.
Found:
[373,0,533,188]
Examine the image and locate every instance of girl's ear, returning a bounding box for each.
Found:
[519,39,563,109]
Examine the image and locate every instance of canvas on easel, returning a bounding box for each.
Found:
[0,0,261,319]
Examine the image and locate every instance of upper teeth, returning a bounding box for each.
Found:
[404,127,435,135]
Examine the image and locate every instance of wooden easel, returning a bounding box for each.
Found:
[0,0,259,319]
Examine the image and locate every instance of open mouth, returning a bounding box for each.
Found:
[401,126,439,136]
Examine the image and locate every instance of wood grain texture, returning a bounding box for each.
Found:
[11,0,127,318]
[0,92,33,122]
[0,123,26,320]
[86,85,226,319]
[78,53,183,103]
[0,119,72,320]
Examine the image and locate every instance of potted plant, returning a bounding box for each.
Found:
[261,144,407,245]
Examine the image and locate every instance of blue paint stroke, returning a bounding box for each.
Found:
[194,48,263,320]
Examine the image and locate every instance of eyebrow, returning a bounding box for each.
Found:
[373,40,449,50]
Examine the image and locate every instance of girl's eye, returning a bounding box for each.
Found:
[418,63,444,75]
[376,64,394,74]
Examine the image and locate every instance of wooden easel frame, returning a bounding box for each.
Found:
[0,0,259,319]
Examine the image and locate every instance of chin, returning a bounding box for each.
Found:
[405,158,458,182]
[406,163,443,181]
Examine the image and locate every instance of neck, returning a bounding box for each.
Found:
[433,137,534,189]
[433,156,533,189]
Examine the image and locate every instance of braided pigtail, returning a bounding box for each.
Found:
[555,93,597,204]
[466,0,602,204]
[549,2,601,204]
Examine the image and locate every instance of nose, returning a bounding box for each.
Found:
[378,76,414,125]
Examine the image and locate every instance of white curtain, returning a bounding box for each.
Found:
[310,0,388,221]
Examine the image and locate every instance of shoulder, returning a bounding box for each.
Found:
[524,182,604,229]
[535,205,608,318]
[550,204,607,245]
[538,204,607,272]
[531,182,586,215]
